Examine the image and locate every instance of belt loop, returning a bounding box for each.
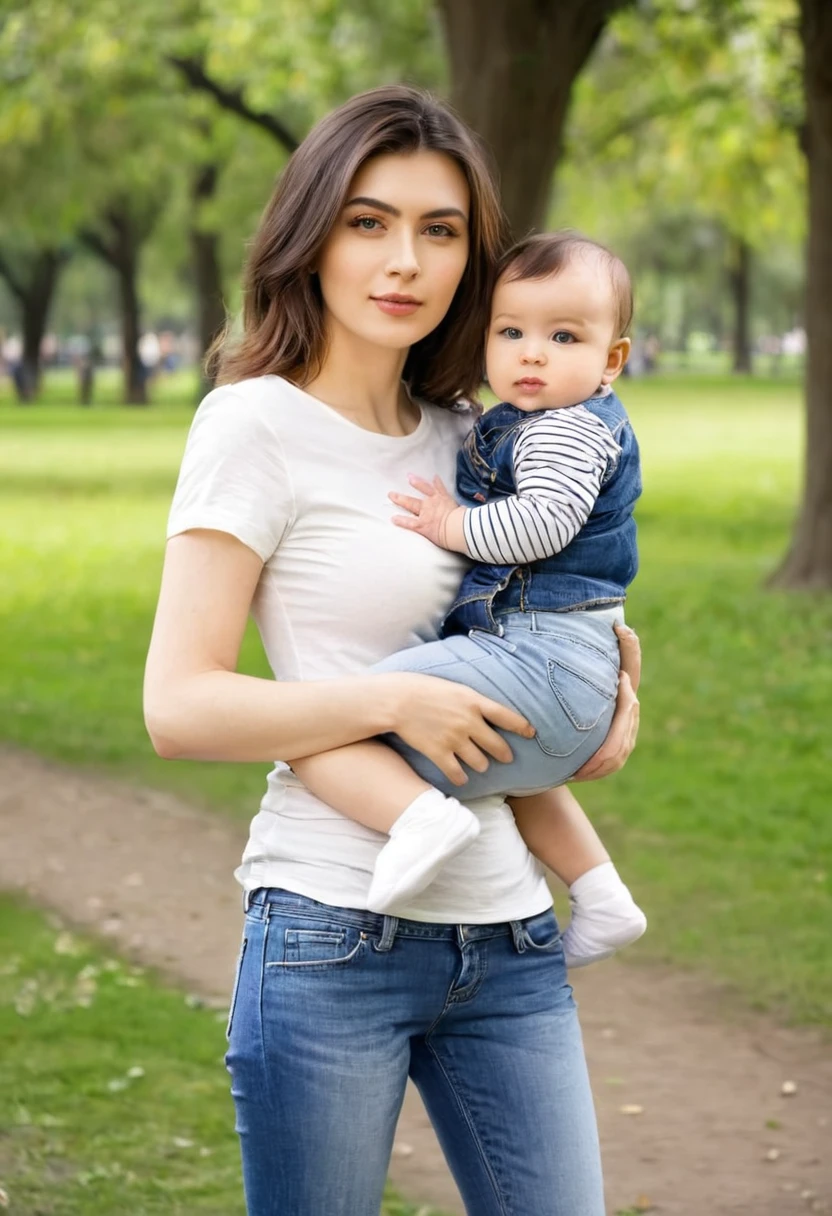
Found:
[509,920,527,953]
[376,915,399,952]
[243,889,252,914]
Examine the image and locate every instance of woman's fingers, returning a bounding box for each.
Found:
[476,696,534,742]
[571,673,639,782]
[615,623,641,695]
[453,741,491,775]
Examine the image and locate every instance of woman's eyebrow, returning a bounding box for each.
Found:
[344,196,467,222]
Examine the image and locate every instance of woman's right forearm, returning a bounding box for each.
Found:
[144,669,402,763]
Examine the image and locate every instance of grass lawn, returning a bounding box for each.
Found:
[1,370,831,1026]
[0,895,441,1215]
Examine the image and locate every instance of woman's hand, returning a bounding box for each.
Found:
[380,671,535,787]
[571,624,641,782]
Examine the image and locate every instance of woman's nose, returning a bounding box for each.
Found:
[385,234,420,280]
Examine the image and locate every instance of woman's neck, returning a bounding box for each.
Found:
[302,322,419,437]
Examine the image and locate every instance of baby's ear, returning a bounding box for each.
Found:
[601,338,631,385]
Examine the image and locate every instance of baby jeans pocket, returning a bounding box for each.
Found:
[538,636,619,756]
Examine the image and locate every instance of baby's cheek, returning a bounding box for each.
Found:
[484,341,512,399]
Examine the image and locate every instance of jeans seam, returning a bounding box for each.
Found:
[258,911,274,1111]
[423,1038,511,1215]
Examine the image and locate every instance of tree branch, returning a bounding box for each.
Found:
[168,56,299,152]
[583,82,736,155]
[79,228,115,266]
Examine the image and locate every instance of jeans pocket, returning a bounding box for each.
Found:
[226,936,248,1040]
[543,636,619,743]
[266,925,367,970]
[518,910,563,953]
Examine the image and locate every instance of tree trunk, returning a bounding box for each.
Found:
[437,0,629,236]
[729,236,753,374]
[21,249,63,400]
[771,0,832,588]
[0,247,65,403]
[81,201,160,405]
[115,246,146,405]
[189,163,226,399]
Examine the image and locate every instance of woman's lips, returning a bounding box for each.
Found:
[372,295,422,317]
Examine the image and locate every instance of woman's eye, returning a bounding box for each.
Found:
[500,327,523,340]
[425,223,455,238]
[350,216,382,231]
[552,331,575,344]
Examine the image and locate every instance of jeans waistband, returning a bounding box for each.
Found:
[243,888,554,951]
[491,606,624,630]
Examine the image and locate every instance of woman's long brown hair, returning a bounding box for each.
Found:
[210,86,508,406]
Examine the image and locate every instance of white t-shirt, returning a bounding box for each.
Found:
[167,374,551,923]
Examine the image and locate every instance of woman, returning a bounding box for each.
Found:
[144,85,640,1216]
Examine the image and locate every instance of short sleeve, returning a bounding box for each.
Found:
[166,385,296,562]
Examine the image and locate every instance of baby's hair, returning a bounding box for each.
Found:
[497,231,633,338]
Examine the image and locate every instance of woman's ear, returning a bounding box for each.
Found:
[601,337,631,385]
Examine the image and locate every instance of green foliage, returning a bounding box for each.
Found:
[556,0,805,341]
[1,375,831,1026]
[0,896,444,1214]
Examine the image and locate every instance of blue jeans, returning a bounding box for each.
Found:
[373,608,623,798]
[226,889,604,1215]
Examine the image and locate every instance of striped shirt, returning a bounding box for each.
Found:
[462,403,622,566]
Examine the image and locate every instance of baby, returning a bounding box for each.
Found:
[292,231,646,968]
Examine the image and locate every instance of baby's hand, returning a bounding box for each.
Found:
[389,475,467,552]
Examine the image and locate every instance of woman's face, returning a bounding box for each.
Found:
[315,150,471,355]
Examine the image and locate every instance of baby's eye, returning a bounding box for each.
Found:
[552,331,576,344]
[500,327,523,340]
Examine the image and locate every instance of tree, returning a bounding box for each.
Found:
[772,0,832,588]
[437,0,633,236]
[556,0,804,373]
[0,241,69,402]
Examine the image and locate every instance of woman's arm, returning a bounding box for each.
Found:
[143,529,534,771]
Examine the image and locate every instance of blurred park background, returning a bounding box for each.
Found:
[1,1,831,1213]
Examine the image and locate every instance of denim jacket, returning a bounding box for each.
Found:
[442,390,641,637]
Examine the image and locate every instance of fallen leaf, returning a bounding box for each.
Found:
[619,1104,644,1116]
[764,1147,781,1162]
[172,1137,194,1149]
[780,1080,798,1096]
[0,1186,9,1207]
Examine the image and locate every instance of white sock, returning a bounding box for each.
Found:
[562,861,647,969]
[366,789,480,914]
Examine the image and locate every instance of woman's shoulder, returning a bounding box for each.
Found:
[190,375,311,447]
[195,374,297,419]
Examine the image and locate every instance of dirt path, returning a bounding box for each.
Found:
[2,745,830,1215]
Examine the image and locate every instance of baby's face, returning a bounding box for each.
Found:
[485,256,626,412]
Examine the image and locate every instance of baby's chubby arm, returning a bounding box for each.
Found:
[389,407,620,561]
